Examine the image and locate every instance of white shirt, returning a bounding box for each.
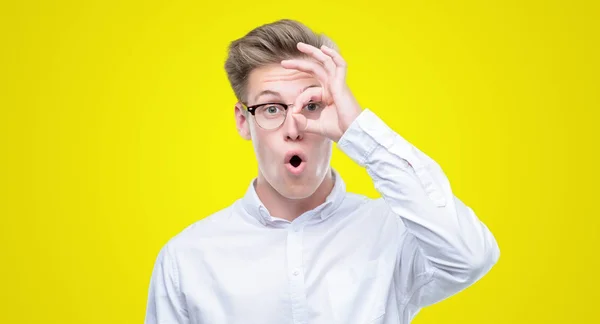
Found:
[144,109,500,324]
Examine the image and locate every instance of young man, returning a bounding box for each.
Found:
[145,19,500,324]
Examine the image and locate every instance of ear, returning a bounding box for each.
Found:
[234,102,251,140]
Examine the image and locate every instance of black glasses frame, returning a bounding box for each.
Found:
[241,102,292,115]
[240,101,319,130]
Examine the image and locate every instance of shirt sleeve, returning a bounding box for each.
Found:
[337,108,500,311]
[145,244,189,324]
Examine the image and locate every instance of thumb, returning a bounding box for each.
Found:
[292,113,323,135]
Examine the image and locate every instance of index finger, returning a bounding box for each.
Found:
[292,87,323,114]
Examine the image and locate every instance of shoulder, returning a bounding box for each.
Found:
[341,191,390,214]
[160,203,237,254]
[340,191,403,228]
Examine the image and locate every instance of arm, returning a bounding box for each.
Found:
[145,244,189,324]
[280,42,500,308]
[337,108,500,308]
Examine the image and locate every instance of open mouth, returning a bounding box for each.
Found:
[284,151,307,175]
[289,155,302,168]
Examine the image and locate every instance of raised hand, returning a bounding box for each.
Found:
[281,42,363,142]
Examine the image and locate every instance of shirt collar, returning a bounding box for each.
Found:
[239,168,346,225]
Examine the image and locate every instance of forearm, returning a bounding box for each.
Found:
[337,109,500,281]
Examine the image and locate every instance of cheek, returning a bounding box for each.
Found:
[311,138,333,164]
[251,131,276,164]
[318,138,333,154]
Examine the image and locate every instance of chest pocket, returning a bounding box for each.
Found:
[326,258,388,324]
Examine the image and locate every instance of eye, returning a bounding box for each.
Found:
[304,102,322,112]
[262,104,283,115]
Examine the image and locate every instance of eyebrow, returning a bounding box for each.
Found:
[253,84,321,103]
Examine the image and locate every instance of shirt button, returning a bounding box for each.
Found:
[293,270,300,276]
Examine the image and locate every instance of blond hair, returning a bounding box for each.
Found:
[224,19,338,103]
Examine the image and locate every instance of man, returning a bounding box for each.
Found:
[145,19,500,324]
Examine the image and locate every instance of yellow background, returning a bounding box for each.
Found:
[1,0,598,323]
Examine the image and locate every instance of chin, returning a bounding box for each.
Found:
[258,164,326,200]
[278,185,316,200]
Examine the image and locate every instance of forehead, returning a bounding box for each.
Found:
[246,63,319,104]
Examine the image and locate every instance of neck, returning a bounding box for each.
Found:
[255,169,335,222]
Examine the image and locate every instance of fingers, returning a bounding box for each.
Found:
[292,87,323,114]
[281,59,329,86]
[320,45,346,68]
[320,45,347,80]
[297,42,337,77]
[282,43,348,89]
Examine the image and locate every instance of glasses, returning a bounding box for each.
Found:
[241,101,324,130]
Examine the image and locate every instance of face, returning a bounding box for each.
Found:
[234,63,333,200]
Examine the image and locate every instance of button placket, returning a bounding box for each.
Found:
[287,223,308,324]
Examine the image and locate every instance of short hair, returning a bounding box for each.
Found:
[224,19,338,103]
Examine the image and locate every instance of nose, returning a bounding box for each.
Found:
[282,108,303,141]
